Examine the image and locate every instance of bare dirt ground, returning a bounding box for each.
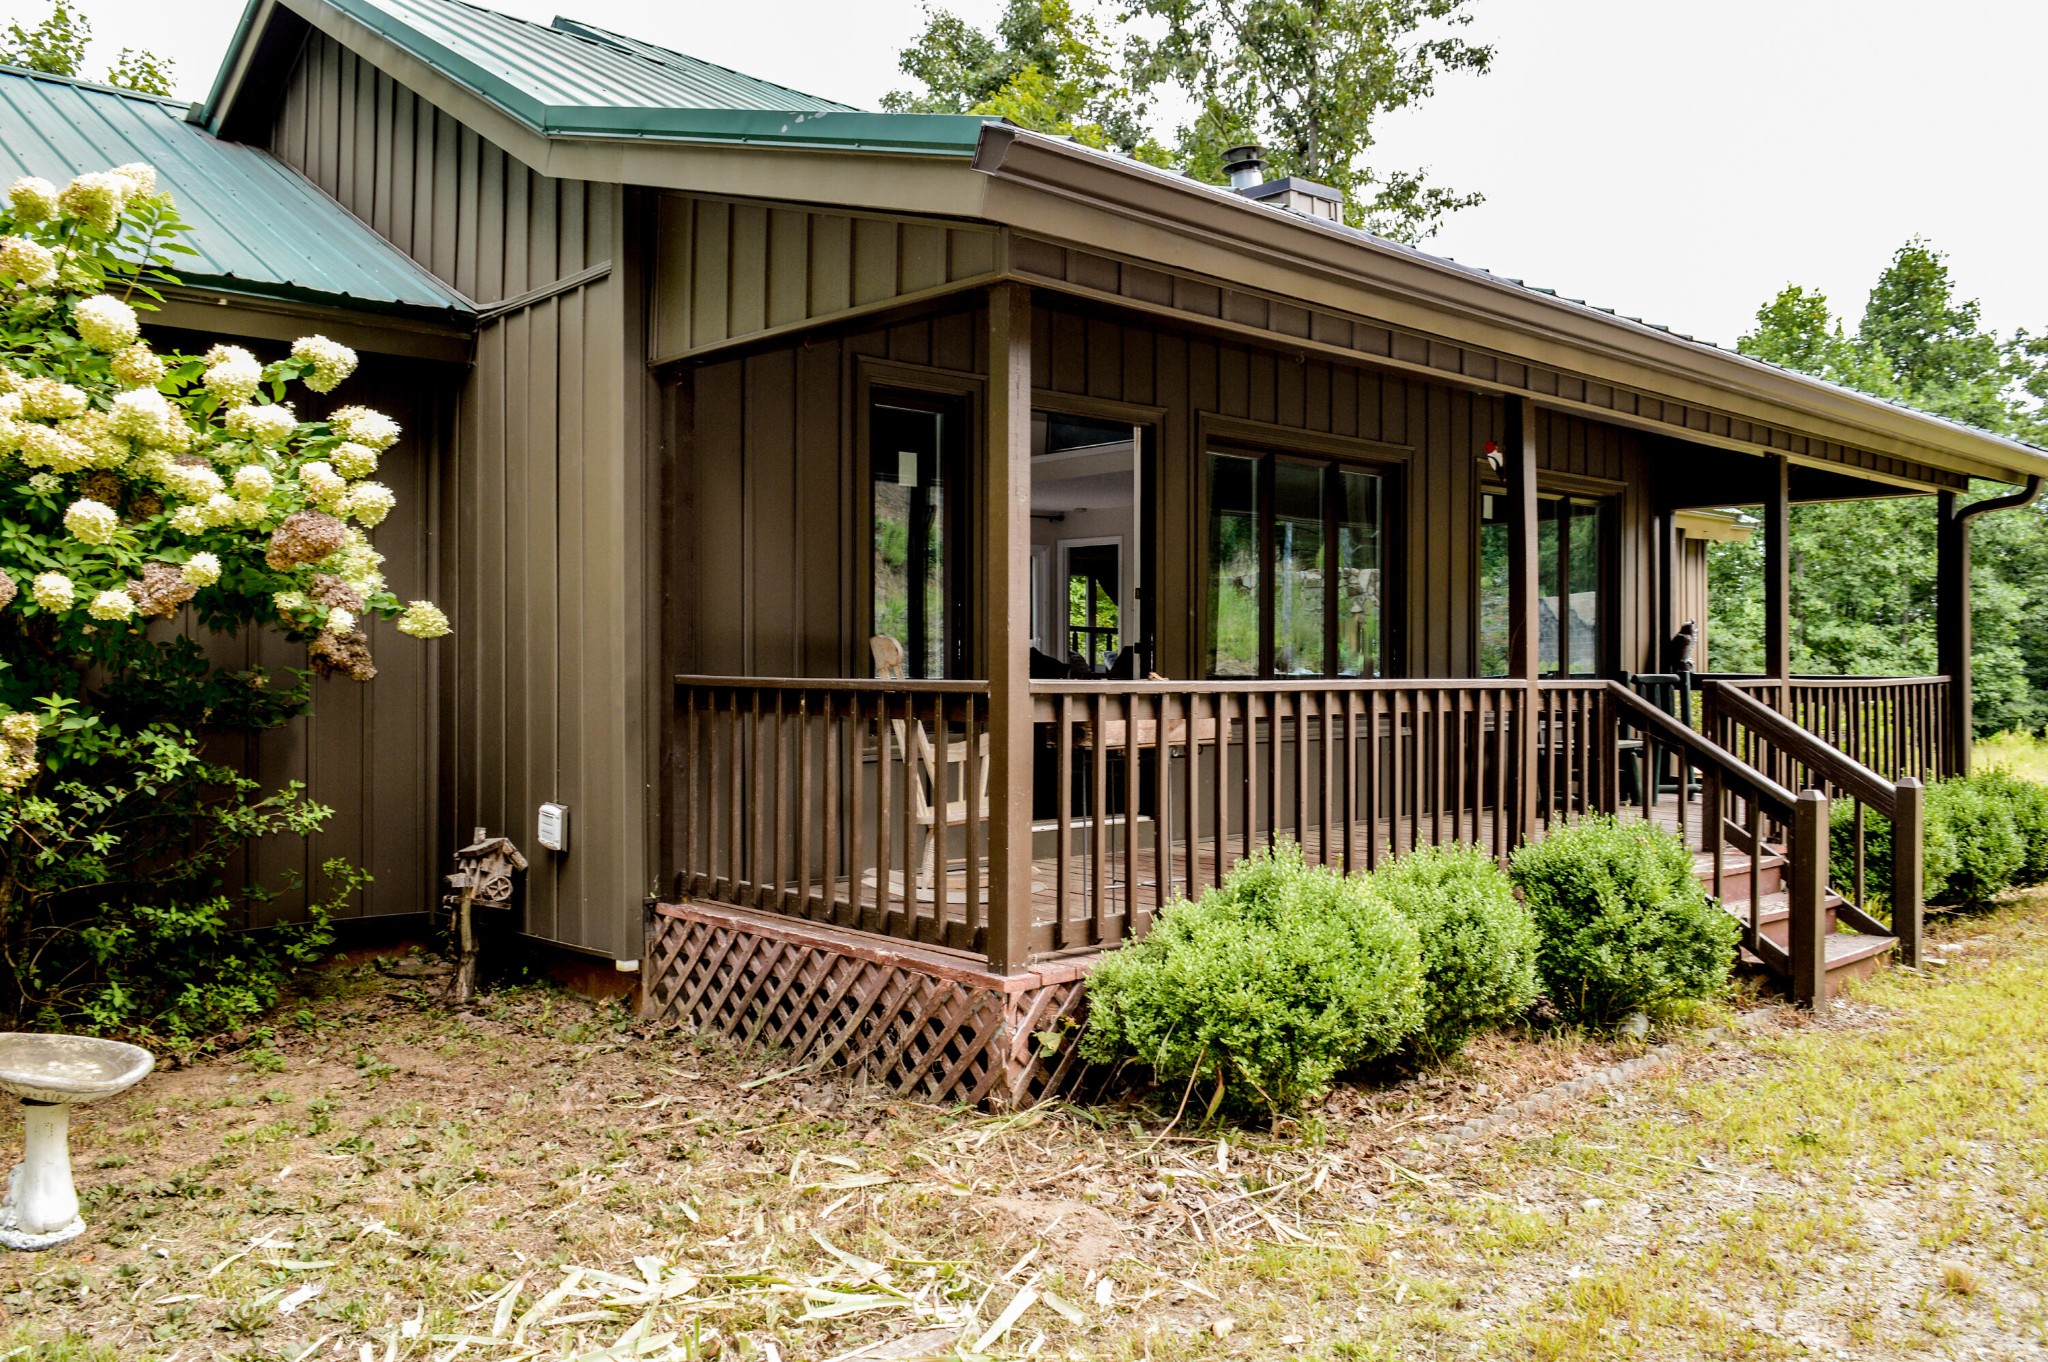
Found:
[8,895,2048,1360]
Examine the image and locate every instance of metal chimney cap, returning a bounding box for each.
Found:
[1220,143,1266,191]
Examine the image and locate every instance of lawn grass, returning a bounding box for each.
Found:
[1976,729,2048,782]
[9,896,2048,1359]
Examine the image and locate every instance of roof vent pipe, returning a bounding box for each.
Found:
[1221,144,1266,192]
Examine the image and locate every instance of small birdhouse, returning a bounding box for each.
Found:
[447,830,528,910]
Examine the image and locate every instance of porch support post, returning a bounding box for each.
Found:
[1936,490,1970,778]
[985,281,1035,975]
[1506,397,1541,845]
[1764,453,1791,707]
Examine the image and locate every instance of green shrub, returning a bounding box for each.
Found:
[1364,843,1537,1060]
[1927,779,2024,905]
[1827,796,1958,906]
[1509,816,1741,1030]
[1962,769,2048,887]
[1078,842,1423,1119]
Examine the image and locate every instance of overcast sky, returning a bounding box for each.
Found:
[42,0,2047,351]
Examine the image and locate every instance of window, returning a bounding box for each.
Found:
[1205,450,1386,678]
[1064,543,1120,669]
[1478,491,1611,678]
[871,395,965,678]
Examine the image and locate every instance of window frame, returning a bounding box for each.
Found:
[1198,424,1405,680]
[1477,483,1618,680]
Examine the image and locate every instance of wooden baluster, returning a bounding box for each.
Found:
[1213,691,1232,891]
[847,693,865,929]
[928,695,951,945]
[1184,692,1202,897]
[823,693,843,925]
[1123,689,1140,938]
[874,692,892,936]
[1364,690,1384,870]
[1091,690,1109,944]
[961,693,983,954]
[1054,692,1072,952]
[796,692,813,917]
[772,690,790,913]
[1852,798,1866,910]
[1151,690,1170,921]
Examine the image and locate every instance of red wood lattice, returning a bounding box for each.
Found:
[641,901,1095,1108]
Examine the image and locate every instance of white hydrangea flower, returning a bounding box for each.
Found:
[24,472,59,494]
[235,499,269,526]
[290,335,358,394]
[59,411,127,470]
[202,348,264,405]
[202,492,237,526]
[329,406,400,451]
[396,600,451,639]
[58,172,128,231]
[29,572,74,612]
[0,411,18,456]
[274,590,310,617]
[232,464,276,501]
[6,177,58,223]
[161,462,226,501]
[19,376,87,420]
[224,403,297,447]
[342,480,396,527]
[18,425,91,473]
[110,387,175,441]
[181,552,221,586]
[73,294,139,351]
[326,606,357,634]
[109,162,157,197]
[0,712,37,743]
[86,588,135,621]
[0,236,56,288]
[110,343,164,389]
[333,537,387,593]
[168,505,208,535]
[299,460,345,504]
[331,441,378,479]
[64,498,119,545]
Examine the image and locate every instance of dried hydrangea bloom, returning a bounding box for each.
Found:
[308,572,365,613]
[73,295,139,351]
[126,561,199,619]
[86,587,136,621]
[396,600,451,639]
[109,343,164,389]
[28,572,72,612]
[0,573,16,611]
[76,470,124,507]
[265,509,350,569]
[309,627,376,681]
[6,177,57,223]
[290,335,358,393]
[130,489,163,519]
[328,405,401,451]
[0,235,56,287]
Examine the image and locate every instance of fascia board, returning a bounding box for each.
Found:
[973,128,2048,487]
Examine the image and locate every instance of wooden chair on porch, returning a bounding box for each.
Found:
[870,635,990,898]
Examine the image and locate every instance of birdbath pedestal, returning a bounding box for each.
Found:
[0,1034,154,1250]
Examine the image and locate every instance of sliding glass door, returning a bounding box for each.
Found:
[1478,490,1611,678]
[871,393,967,678]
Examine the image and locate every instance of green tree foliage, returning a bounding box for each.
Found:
[885,0,1168,163]
[1712,241,2048,733]
[0,1,175,96]
[1132,0,1493,241]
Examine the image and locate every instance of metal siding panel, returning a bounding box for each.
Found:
[728,202,769,340]
[746,349,800,674]
[851,216,898,306]
[808,212,852,317]
[899,222,947,294]
[766,207,809,330]
[691,200,730,351]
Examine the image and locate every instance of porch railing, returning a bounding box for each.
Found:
[1696,674,1951,784]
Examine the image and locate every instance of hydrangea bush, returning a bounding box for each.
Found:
[0,164,449,1039]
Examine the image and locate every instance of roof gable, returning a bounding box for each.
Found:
[206,0,989,155]
[0,64,466,317]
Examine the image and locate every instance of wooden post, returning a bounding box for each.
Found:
[1936,490,1970,777]
[985,282,1035,975]
[1764,454,1791,714]
[1790,788,1829,1009]
[1506,397,1541,846]
[1890,777,1925,968]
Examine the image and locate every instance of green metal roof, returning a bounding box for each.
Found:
[210,0,990,155]
[0,65,468,317]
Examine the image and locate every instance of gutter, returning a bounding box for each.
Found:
[1956,475,2044,528]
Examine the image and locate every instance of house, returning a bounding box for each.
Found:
[4,0,2042,1102]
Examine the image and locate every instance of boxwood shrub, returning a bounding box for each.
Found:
[1509,815,1740,1030]
[1927,777,2026,905]
[1364,844,1538,1060]
[1078,842,1423,1119]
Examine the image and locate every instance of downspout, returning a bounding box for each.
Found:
[1939,474,2043,773]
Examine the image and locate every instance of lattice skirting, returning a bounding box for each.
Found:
[641,901,1097,1108]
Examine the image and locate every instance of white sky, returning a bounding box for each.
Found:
[40,0,2048,350]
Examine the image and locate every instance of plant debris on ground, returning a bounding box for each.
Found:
[10,894,2048,1359]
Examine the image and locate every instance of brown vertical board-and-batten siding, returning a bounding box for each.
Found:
[267,30,650,958]
[649,193,1003,363]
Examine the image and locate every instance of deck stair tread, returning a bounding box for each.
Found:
[1826,932,1897,967]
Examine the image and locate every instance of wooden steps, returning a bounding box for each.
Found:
[1693,847,1896,999]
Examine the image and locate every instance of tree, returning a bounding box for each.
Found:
[0,1,175,97]
[885,0,1167,163]
[1131,0,1493,241]
[0,165,448,1037]
[1712,241,2048,735]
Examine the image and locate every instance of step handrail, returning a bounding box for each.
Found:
[1602,680,1797,819]
[1706,680,1902,817]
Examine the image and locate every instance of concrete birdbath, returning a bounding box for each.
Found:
[0,1033,154,1250]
